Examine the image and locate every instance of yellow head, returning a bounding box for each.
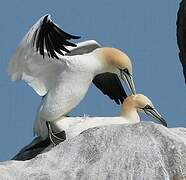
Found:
[123,94,153,109]
[121,94,167,126]
[101,48,132,73]
[99,47,135,94]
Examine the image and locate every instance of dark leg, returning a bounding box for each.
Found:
[46,121,66,146]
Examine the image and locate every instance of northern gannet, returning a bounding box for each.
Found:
[8,15,136,140]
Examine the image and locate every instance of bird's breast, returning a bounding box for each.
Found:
[40,73,92,121]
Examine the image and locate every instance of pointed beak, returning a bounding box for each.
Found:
[121,71,136,94]
[143,108,167,127]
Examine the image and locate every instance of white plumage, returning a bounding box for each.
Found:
[52,116,135,140]
[8,15,136,139]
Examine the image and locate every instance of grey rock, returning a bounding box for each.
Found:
[0,122,186,180]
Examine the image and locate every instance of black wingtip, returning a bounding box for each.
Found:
[43,14,51,21]
[93,73,127,105]
[43,14,49,20]
[33,15,81,59]
[41,14,51,26]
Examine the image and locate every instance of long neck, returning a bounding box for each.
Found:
[120,103,140,123]
[90,48,113,75]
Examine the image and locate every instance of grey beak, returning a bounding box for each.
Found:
[121,71,136,94]
[144,108,167,127]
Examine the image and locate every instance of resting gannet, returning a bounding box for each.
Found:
[50,94,167,143]
[24,93,167,148]
[8,15,136,140]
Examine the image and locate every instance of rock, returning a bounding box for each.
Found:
[0,122,186,180]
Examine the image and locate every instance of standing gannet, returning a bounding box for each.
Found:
[8,15,136,141]
[25,93,167,147]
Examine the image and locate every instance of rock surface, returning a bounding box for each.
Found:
[0,122,186,180]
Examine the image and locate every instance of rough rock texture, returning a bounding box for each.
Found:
[0,122,186,180]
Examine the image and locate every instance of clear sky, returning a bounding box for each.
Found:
[0,0,184,161]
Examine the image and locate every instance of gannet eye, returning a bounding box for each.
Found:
[119,68,130,76]
[144,105,153,110]
[123,68,130,75]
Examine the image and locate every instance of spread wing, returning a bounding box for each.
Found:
[8,14,101,96]
[8,48,66,96]
[93,73,127,104]
[177,0,186,83]
[33,14,80,59]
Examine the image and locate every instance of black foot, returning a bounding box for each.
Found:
[46,121,66,146]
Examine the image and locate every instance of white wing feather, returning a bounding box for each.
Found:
[8,15,101,96]
[65,40,101,56]
[8,17,65,96]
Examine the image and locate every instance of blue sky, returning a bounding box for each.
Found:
[0,0,184,161]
